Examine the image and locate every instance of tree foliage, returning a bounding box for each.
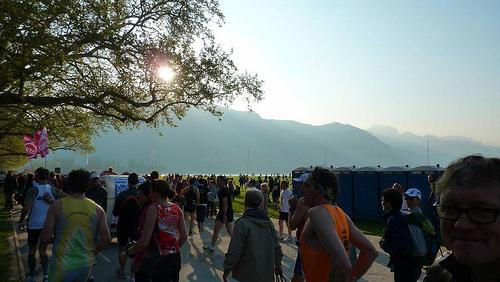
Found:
[0,0,263,165]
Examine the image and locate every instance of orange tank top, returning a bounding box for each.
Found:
[299,205,350,282]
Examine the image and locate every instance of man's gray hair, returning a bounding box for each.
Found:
[244,188,264,208]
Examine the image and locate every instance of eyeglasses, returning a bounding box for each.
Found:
[404,196,418,201]
[435,204,500,224]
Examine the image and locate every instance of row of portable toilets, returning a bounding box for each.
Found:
[291,166,444,221]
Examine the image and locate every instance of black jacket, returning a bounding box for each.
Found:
[4,175,17,194]
[423,252,473,282]
[380,209,413,268]
[86,185,108,211]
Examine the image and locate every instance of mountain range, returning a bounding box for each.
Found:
[35,108,500,174]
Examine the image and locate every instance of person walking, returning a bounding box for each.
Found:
[112,173,140,280]
[289,173,311,282]
[204,176,234,254]
[404,188,437,261]
[4,170,17,210]
[223,188,283,282]
[40,169,111,282]
[259,183,270,217]
[278,180,293,241]
[300,167,378,281]
[129,180,187,282]
[84,172,108,281]
[207,179,218,218]
[379,187,416,282]
[182,178,199,236]
[21,168,64,282]
[196,178,209,233]
[85,172,107,211]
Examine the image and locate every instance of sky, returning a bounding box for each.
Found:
[213,0,500,146]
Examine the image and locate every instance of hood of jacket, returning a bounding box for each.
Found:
[241,208,273,227]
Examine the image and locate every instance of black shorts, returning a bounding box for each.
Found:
[135,250,181,282]
[196,205,207,224]
[27,228,43,246]
[279,212,289,221]
[117,226,138,247]
[151,253,181,282]
[184,203,196,213]
[216,211,234,223]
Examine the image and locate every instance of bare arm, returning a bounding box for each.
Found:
[347,216,378,280]
[290,197,309,230]
[20,200,32,222]
[222,196,228,215]
[20,187,35,222]
[131,205,157,253]
[177,208,188,247]
[94,206,111,254]
[40,201,58,252]
[309,206,351,282]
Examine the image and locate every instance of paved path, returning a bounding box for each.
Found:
[12,207,425,281]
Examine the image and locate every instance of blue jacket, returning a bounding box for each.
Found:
[380,209,413,265]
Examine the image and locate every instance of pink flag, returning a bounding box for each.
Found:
[35,127,49,158]
[23,135,38,159]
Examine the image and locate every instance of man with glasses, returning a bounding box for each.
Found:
[424,155,500,282]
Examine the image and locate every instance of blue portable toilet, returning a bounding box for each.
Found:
[380,167,407,189]
[353,167,379,220]
[333,167,354,217]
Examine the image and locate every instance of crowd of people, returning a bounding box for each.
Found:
[1,154,500,282]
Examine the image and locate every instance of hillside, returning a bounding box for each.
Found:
[28,110,500,174]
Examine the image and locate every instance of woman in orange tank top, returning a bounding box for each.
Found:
[299,167,379,282]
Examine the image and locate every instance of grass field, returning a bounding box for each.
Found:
[0,191,14,281]
[354,218,384,236]
[231,186,280,219]
[229,177,384,236]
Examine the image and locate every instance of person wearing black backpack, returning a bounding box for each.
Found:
[113,173,140,279]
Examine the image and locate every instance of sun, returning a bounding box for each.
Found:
[157,65,175,82]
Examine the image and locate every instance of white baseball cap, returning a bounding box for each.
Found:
[404,188,422,199]
[90,172,99,180]
[293,173,310,183]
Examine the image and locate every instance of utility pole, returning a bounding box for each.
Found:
[427,135,430,165]
[152,148,156,170]
[324,143,327,167]
[246,146,250,175]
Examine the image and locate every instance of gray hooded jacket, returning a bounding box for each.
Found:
[223,208,283,282]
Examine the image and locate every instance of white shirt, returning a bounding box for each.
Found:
[280,189,293,213]
[28,183,54,229]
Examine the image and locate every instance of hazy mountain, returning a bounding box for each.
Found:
[367,125,500,166]
[33,110,500,174]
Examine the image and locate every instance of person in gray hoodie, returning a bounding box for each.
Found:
[223,188,283,282]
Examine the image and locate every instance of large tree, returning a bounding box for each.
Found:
[0,0,263,164]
